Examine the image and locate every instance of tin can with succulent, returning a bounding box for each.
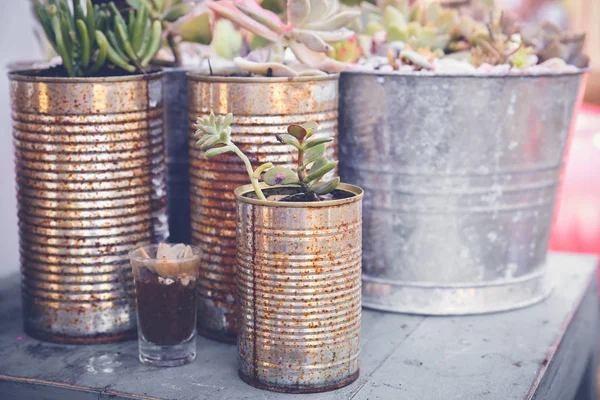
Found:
[195,114,363,393]
[337,0,589,314]
[189,0,359,342]
[11,0,167,343]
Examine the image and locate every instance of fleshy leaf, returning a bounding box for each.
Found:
[288,41,352,72]
[199,135,222,150]
[205,145,235,157]
[290,30,333,53]
[304,136,332,149]
[309,156,328,172]
[236,2,286,34]
[233,57,299,77]
[287,0,311,27]
[310,177,340,195]
[302,10,361,31]
[302,120,319,137]
[175,12,213,45]
[263,167,299,185]
[276,133,301,149]
[303,160,337,184]
[207,1,280,42]
[253,162,274,178]
[287,124,308,140]
[304,143,326,165]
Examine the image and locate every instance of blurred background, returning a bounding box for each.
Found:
[0,0,599,279]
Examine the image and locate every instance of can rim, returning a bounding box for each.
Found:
[234,183,364,208]
[340,68,589,80]
[8,68,164,83]
[186,72,340,83]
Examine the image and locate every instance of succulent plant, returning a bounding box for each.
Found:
[136,243,197,280]
[33,0,162,77]
[195,112,339,201]
[328,35,363,63]
[521,20,589,68]
[125,0,212,66]
[207,0,360,76]
[361,0,464,55]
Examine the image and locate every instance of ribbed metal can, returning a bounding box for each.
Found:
[187,74,339,342]
[235,183,363,393]
[338,71,587,315]
[10,70,168,343]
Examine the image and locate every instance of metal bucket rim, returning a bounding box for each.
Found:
[8,68,164,83]
[234,183,364,208]
[340,68,588,80]
[186,72,340,84]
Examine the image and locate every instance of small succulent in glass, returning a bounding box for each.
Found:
[194,112,339,202]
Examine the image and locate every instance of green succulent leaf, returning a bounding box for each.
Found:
[199,135,222,150]
[263,167,300,186]
[310,177,340,195]
[276,134,301,149]
[303,143,326,166]
[253,162,274,178]
[387,26,408,42]
[303,136,333,150]
[205,145,235,158]
[176,12,213,44]
[301,121,318,138]
[287,124,308,140]
[308,156,328,172]
[162,3,192,22]
[383,6,407,31]
[303,160,338,184]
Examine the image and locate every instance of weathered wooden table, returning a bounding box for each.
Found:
[0,253,597,400]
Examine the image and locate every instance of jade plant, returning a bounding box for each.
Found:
[207,0,361,76]
[33,0,162,77]
[194,112,339,201]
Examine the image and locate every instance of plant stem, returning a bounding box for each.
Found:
[167,31,182,66]
[231,145,266,201]
[296,140,311,193]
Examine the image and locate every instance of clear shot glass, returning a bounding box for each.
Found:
[130,244,202,367]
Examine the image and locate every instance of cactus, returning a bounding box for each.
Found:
[33,0,162,77]
[194,112,339,202]
[207,0,360,76]
[125,0,212,66]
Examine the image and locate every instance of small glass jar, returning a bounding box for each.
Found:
[130,244,202,367]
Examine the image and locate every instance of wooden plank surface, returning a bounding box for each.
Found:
[0,253,597,400]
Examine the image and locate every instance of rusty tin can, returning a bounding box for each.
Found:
[10,69,168,344]
[338,70,587,315]
[235,183,363,393]
[187,74,339,342]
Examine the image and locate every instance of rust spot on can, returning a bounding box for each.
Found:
[234,183,363,393]
[187,74,340,343]
[9,70,168,344]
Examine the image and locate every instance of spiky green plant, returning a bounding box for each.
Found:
[33,0,162,77]
[194,113,339,202]
[125,0,212,66]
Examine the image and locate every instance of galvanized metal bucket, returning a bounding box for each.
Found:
[338,70,587,315]
[10,70,168,343]
[187,73,339,342]
[235,183,363,393]
[164,67,191,244]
